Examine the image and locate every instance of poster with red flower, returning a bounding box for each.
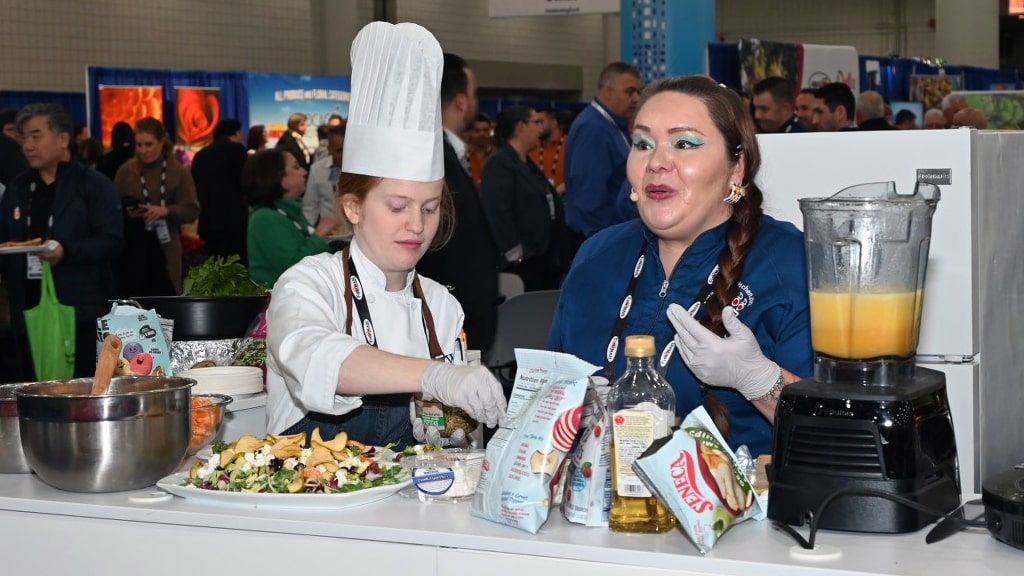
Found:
[99,86,163,150]
[174,87,220,150]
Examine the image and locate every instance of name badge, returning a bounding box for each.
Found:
[26,254,43,280]
[153,219,171,245]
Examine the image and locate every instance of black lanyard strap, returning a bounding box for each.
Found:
[139,159,167,206]
[603,238,717,380]
[342,247,444,360]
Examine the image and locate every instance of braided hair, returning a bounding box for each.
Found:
[639,76,765,437]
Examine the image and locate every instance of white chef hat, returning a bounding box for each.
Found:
[342,22,444,182]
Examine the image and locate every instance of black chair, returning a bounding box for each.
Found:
[483,289,561,394]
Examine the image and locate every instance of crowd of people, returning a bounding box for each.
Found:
[0,34,994,454]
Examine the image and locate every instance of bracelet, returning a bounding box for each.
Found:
[749,370,785,403]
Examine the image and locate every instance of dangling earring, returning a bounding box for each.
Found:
[724,182,746,205]
[629,188,639,202]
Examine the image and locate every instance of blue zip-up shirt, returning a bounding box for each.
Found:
[548,216,813,456]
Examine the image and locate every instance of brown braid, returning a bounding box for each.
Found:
[637,76,765,438]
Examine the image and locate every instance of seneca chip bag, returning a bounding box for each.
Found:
[470,349,598,534]
[632,406,766,554]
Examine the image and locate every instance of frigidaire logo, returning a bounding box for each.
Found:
[670,450,713,513]
[916,169,951,186]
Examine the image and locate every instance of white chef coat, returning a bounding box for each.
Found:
[265,237,466,434]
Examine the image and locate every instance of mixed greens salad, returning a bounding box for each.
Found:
[184,429,409,494]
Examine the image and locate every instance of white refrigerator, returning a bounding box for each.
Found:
[756,128,1024,495]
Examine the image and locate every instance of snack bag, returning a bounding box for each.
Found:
[96,302,174,377]
[470,349,598,534]
[561,399,612,526]
[632,406,765,554]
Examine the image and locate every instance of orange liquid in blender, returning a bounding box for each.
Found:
[809,291,923,359]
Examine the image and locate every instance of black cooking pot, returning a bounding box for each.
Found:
[126,295,268,341]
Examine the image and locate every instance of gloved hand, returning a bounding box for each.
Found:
[420,362,507,428]
[411,417,470,448]
[666,303,780,401]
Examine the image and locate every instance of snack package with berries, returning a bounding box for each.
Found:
[96,302,173,377]
[470,349,598,534]
[561,378,613,526]
[632,406,766,555]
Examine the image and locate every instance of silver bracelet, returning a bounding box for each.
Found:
[749,371,785,403]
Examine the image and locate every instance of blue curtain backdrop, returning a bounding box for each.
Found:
[0,91,87,128]
[707,42,1022,103]
[86,67,249,142]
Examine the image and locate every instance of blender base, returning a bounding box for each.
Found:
[768,367,961,533]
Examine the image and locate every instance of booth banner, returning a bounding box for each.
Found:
[98,85,162,150]
[799,43,858,92]
[909,75,963,110]
[489,0,618,17]
[738,39,799,94]
[174,87,220,150]
[961,90,1024,129]
[246,72,350,151]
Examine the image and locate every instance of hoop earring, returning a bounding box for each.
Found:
[724,182,746,205]
[629,188,639,202]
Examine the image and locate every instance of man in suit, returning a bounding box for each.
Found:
[416,53,499,356]
[811,83,858,132]
[856,90,898,131]
[275,113,311,171]
[191,119,250,263]
[480,106,565,291]
[752,76,810,134]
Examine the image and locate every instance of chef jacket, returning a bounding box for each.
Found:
[265,237,467,434]
[548,216,813,457]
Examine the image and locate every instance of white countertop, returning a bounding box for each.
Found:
[0,469,1017,576]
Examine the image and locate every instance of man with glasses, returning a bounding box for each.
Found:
[0,103,122,381]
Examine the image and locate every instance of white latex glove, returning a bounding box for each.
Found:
[666,303,780,401]
[410,417,470,448]
[420,362,507,428]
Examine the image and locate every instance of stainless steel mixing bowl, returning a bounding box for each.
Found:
[16,376,194,492]
[0,383,33,474]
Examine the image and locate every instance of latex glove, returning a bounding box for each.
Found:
[410,417,470,448]
[420,362,507,428]
[666,303,780,401]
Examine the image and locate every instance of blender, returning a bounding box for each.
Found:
[768,181,961,533]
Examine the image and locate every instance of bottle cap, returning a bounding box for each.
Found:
[624,335,656,357]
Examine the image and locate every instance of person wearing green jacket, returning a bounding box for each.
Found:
[243,148,332,286]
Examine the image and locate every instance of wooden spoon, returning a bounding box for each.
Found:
[90,335,123,395]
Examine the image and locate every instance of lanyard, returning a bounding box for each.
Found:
[139,160,167,206]
[275,207,316,236]
[342,247,445,361]
[536,136,563,180]
[26,181,54,238]
[591,101,630,150]
[603,239,717,380]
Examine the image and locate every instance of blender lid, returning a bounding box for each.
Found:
[982,465,1024,517]
[799,181,941,207]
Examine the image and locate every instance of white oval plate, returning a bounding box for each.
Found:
[156,472,411,510]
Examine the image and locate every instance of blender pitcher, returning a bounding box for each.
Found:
[799,181,940,385]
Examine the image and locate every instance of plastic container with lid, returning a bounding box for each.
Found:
[402,448,485,503]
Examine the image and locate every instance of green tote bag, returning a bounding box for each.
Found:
[24,261,76,380]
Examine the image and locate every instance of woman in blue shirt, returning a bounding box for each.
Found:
[548,76,813,457]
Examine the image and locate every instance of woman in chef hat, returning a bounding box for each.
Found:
[264,22,507,448]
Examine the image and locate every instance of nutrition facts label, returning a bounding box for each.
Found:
[612,410,654,497]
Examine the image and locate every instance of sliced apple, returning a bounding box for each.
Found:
[232,435,264,454]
